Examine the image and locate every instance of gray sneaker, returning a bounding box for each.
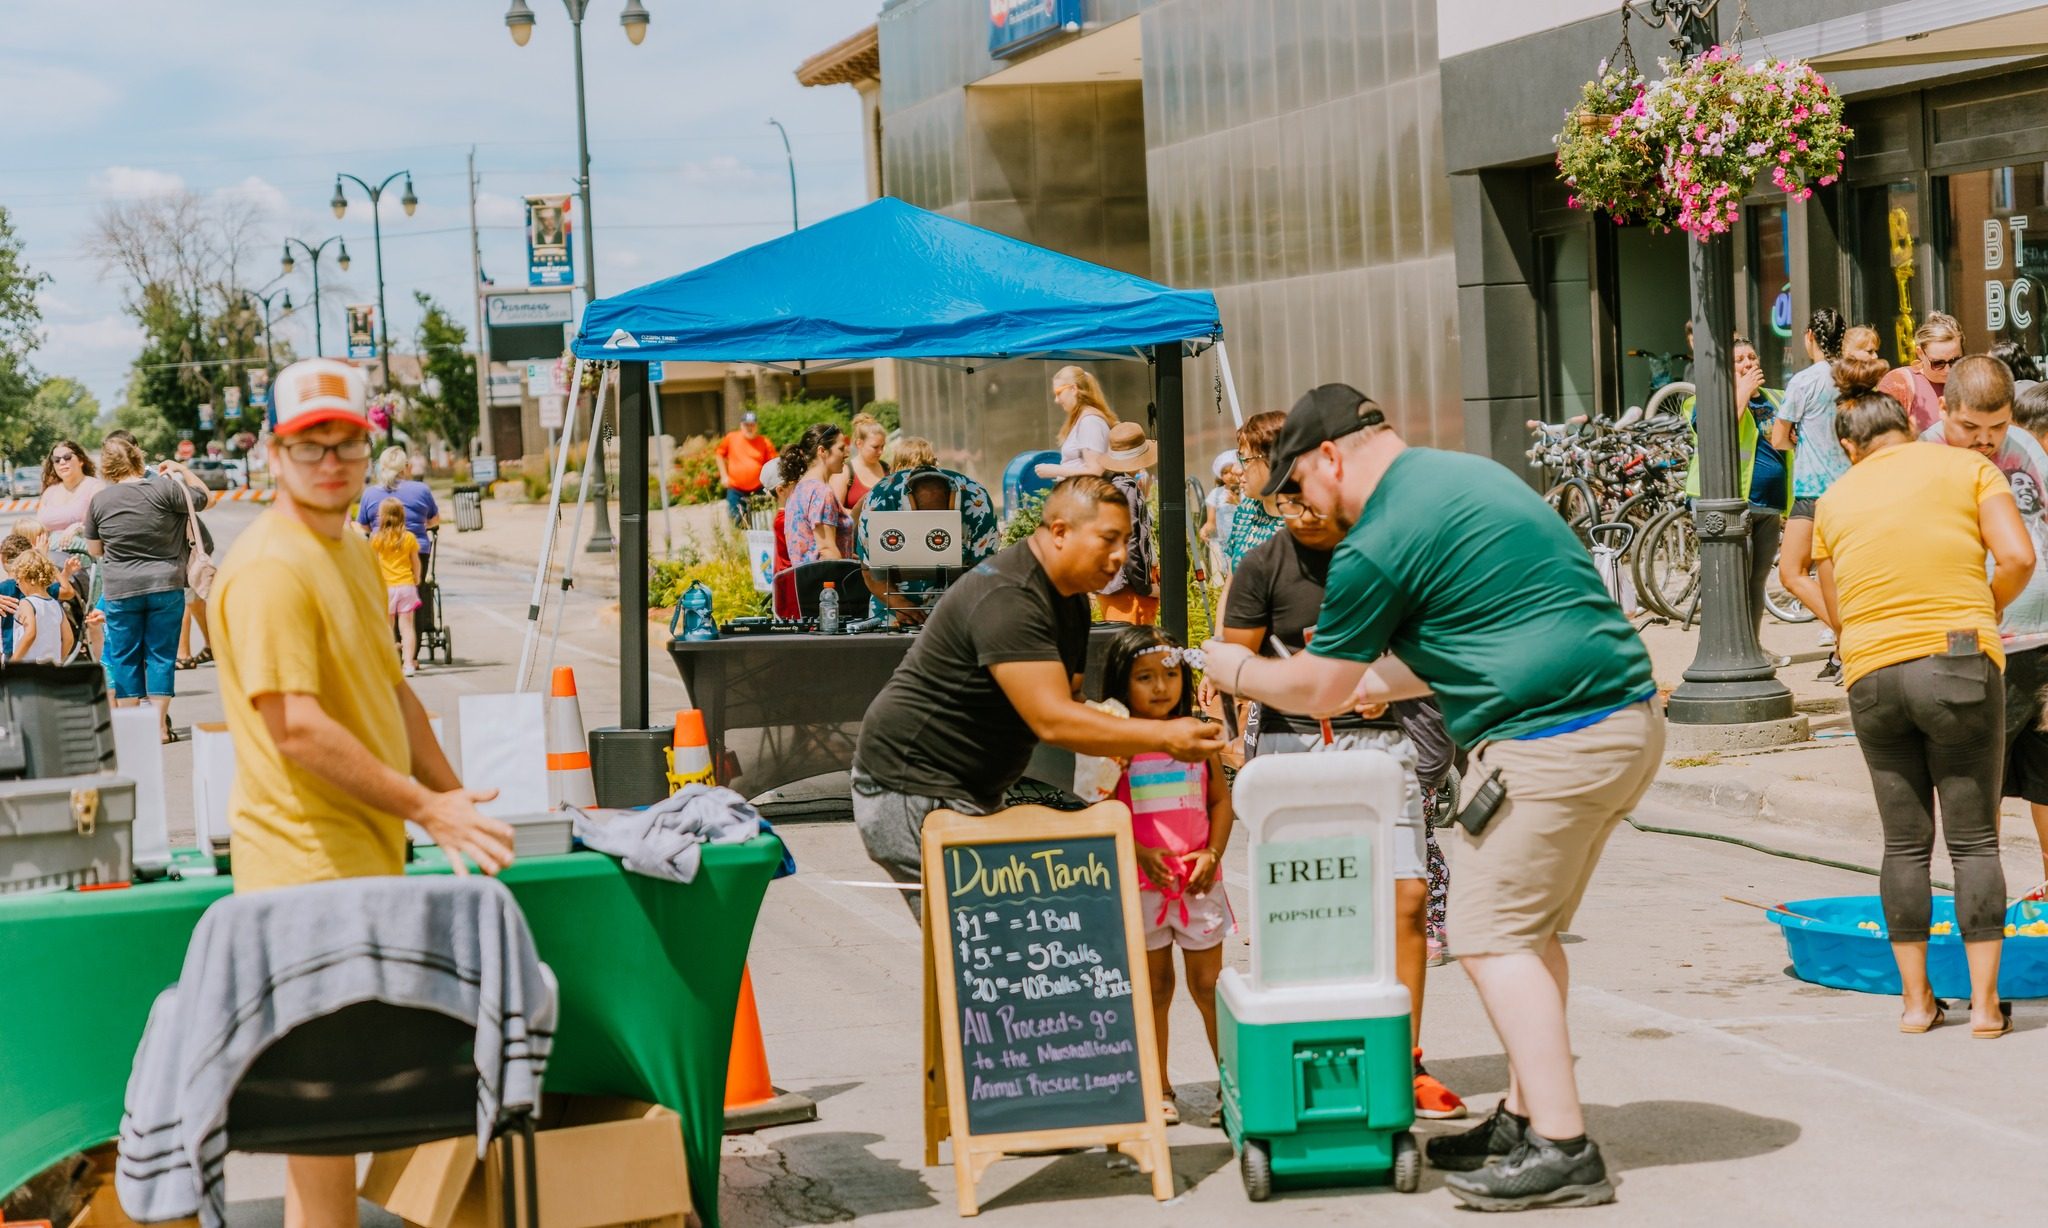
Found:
[1443,1131,1616,1211]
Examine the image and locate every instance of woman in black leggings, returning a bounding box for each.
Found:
[1813,354,2034,1037]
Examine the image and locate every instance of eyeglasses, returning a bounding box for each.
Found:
[280,438,375,464]
[50,453,76,464]
[1924,355,1960,371]
[1274,494,1321,519]
[1239,451,1268,465]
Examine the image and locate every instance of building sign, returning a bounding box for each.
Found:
[1982,214,2037,333]
[988,0,1081,57]
[487,291,576,327]
[526,360,560,397]
[347,304,377,360]
[489,368,526,407]
[527,194,574,287]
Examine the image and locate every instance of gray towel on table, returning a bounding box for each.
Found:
[573,784,761,883]
[116,876,556,1228]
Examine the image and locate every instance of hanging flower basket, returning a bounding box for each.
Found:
[1554,62,1673,229]
[1641,48,1850,239]
[1555,46,1852,241]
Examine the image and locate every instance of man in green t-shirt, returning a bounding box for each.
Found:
[1202,384,1663,1213]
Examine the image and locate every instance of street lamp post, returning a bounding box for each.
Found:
[766,118,799,233]
[243,286,292,375]
[333,170,418,443]
[1644,0,1795,727]
[280,236,349,356]
[506,0,652,554]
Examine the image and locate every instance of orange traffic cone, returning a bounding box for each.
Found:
[546,667,596,808]
[723,965,817,1132]
[665,709,715,794]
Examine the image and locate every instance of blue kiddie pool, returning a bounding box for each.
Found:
[1770,896,2048,999]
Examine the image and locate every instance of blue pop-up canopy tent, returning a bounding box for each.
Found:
[550,197,1226,730]
[571,196,1221,365]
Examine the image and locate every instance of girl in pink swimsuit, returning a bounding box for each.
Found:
[1103,624,1235,1128]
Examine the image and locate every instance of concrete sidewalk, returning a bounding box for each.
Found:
[1638,620,2048,880]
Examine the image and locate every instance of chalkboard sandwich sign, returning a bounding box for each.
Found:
[920,802,1174,1215]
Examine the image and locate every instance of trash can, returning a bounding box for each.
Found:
[451,484,484,533]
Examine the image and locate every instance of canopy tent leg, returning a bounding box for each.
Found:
[619,360,651,730]
[649,378,676,559]
[1155,343,1188,646]
[516,357,591,692]
[541,367,614,690]
[1214,339,1245,429]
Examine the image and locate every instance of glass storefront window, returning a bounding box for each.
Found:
[1855,182,1922,367]
[1747,203,1796,388]
[1539,229,1595,422]
[1614,225,1692,410]
[1946,162,2048,364]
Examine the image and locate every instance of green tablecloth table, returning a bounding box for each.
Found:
[0,841,783,1228]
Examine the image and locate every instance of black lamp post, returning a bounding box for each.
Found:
[333,170,417,444]
[243,286,291,375]
[506,0,651,554]
[766,118,799,232]
[1645,0,1795,726]
[280,236,349,356]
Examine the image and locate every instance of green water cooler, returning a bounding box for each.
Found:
[1219,749,1419,1199]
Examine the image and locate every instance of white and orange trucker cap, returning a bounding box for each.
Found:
[269,358,370,434]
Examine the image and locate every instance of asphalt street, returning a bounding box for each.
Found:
[160,502,2047,1228]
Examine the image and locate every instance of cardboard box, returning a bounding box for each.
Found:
[359,1097,689,1228]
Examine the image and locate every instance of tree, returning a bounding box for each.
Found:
[0,377,103,461]
[403,291,478,455]
[0,205,50,442]
[87,191,271,444]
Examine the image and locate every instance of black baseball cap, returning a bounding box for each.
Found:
[1260,383,1386,495]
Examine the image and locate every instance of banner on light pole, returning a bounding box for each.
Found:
[527,195,574,287]
[346,304,378,360]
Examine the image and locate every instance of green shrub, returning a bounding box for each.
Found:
[1001,490,1047,546]
[659,436,724,506]
[749,396,851,450]
[866,399,901,433]
[650,526,769,625]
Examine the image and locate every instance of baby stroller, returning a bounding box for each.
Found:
[415,528,453,665]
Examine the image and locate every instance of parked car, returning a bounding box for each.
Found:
[223,459,249,489]
[187,459,234,492]
[9,467,39,498]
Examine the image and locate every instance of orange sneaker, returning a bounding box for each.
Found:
[1414,1049,1467,1120]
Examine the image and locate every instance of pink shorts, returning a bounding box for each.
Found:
[387,584,421,616]
[1140,885,1233,952]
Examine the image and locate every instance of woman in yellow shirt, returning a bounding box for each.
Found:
[1813,354,2035,1038]
[369,497,423,677]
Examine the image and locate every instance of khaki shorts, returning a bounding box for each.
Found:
[1447,702,1665,957]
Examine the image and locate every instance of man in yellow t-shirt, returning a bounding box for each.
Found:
[206,357,515,1228]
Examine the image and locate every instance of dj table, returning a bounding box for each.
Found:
[668,625,1125,801]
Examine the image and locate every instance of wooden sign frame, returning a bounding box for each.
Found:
[920,803,1174,1215]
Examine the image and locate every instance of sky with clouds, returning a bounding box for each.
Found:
[7,0,878,409]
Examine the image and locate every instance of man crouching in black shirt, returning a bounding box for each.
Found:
[853,475,1225,915]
